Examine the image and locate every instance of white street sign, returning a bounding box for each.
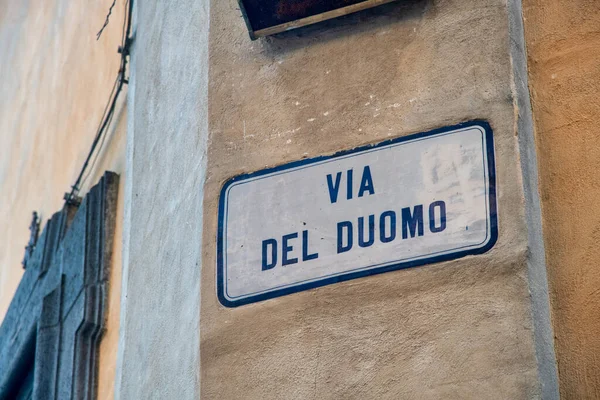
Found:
[217,121,497,307]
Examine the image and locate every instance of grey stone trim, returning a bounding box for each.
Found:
[508,1,560,398]
[114,0,207,396]
[0,172,119,400]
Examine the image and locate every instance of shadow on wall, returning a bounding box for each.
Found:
[258,0,431,55]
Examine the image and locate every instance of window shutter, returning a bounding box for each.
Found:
[0,172,118,400]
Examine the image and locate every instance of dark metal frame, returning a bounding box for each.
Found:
[237,0,399,40]
[0,172,118,400]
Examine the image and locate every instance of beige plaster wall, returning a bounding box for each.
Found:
[0,0,127,398]
[523,1,600,398]
[202,0,546,398]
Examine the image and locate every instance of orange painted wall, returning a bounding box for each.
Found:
[523,0,600,397]
[0,0,127,398]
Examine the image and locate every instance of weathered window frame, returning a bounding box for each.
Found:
[0,172,118,400]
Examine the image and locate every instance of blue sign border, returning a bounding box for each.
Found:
[217,120,498,308]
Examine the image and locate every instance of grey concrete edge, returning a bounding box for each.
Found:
[508,1,560,398]
[113,1,137,397]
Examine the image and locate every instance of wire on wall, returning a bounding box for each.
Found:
[64,0,134,206]
[96,0,118,40]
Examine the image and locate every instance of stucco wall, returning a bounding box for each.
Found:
[200,0,554,398]
[0,0,127,399]
[114,0,209,398]
[523,1,600,398]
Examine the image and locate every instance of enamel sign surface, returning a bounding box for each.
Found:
[217,121,497,307]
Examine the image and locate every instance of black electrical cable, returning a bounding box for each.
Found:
[79,91,117,191]
[77,77,117,192]
[96,0,117,40]
[65,0,133,205]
